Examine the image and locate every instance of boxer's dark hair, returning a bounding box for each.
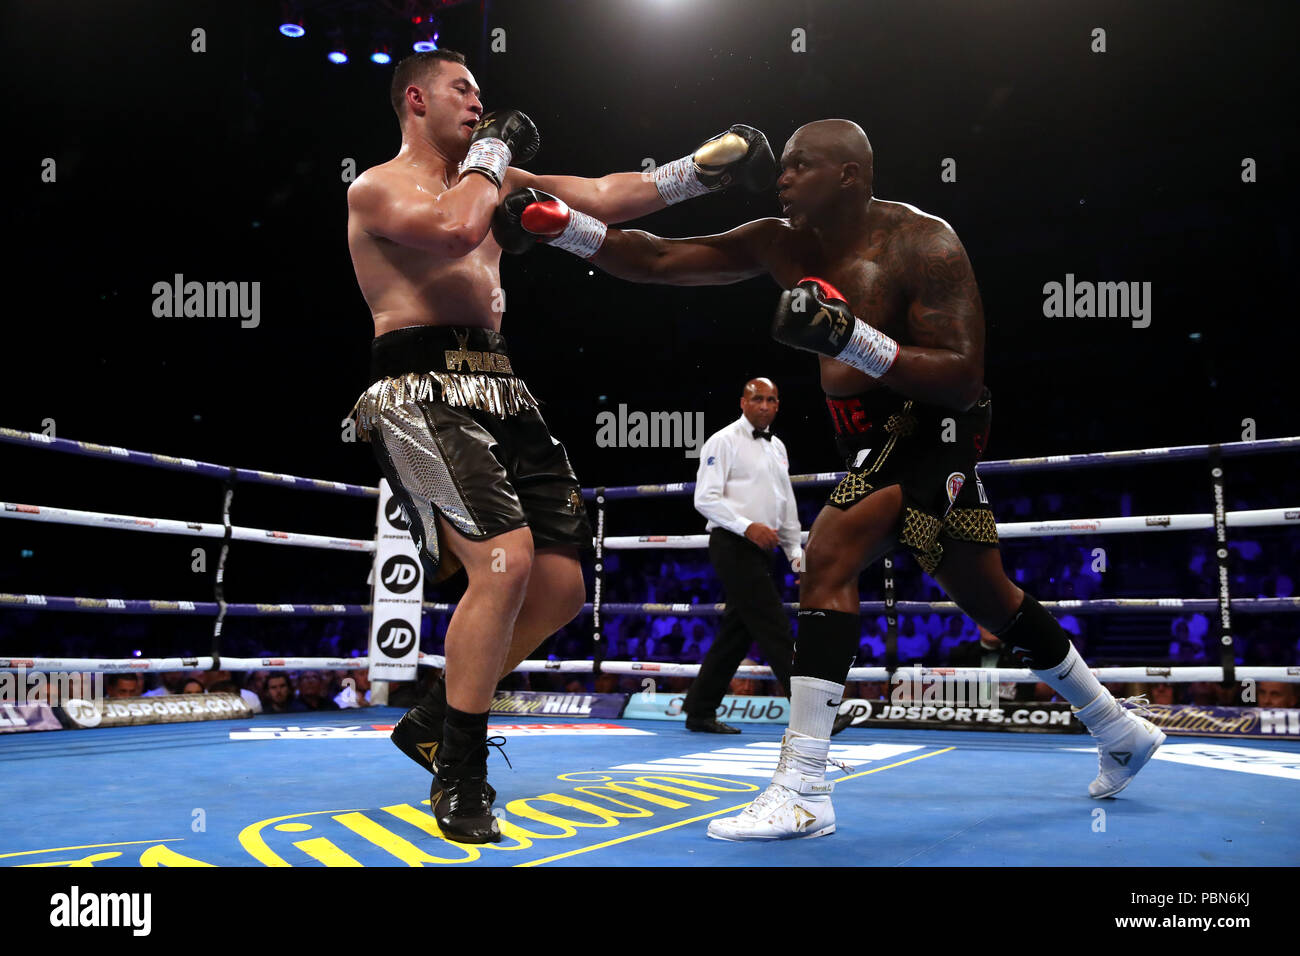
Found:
[390,49,469,119]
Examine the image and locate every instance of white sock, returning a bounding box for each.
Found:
[1032,643,1118,728]
[788,675,844,740]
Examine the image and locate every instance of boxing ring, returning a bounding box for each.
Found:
[2,425,1299,867]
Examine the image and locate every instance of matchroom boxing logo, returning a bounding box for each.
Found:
[1041,274,1151,328]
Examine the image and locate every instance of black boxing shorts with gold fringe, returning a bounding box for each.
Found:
[349,325,592,583]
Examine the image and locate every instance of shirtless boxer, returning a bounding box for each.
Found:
[492,118,1165,842]
[345,49,776,843]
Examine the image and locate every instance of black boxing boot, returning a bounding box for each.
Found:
[392,675,497,801]
[390,675,446,771]
[429,707,509,844]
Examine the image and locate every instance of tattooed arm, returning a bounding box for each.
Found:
[877,218,986,410]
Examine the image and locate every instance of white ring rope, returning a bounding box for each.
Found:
[0,501,372,552]
[2,432,1295,689]
[604,507,1299,549]
[3,655,1296,684]
[596,661,1300,684]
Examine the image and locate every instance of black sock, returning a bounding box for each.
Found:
[418,673,447,713]
[993,594,1069,670]
[791,608,860,684]
[440,704,489,766]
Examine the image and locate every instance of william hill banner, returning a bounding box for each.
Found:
[490,691,626,719]
[1145,704,1300,739]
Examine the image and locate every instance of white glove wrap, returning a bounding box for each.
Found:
[836,316,900,378]
[546,208,608,259]
[653,155,710,205]
[459,137,512,187]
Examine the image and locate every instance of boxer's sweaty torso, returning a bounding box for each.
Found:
[347,162,535,336]
[761,198,984,401]
[758,199,998,573]
[345,161,593,583]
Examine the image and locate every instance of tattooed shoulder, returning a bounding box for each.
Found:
[902,214,983,349]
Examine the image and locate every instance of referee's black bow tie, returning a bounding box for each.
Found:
[752,429,772,440]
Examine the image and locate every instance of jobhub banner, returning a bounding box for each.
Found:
[367,480,422,682]
[623,693,790,723]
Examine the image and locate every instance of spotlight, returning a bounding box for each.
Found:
[371,50,391,64]
[278,22,305,37]
[326,26,348,64]
[413,26,439,52]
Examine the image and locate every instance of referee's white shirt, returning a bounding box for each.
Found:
[694,415,803,567]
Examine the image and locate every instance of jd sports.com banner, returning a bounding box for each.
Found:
[368,480,422,682]
[836,697,1083,733]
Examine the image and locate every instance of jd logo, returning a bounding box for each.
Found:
[384,499,410,531]
[377,619,418,658]
[381,555,420,594]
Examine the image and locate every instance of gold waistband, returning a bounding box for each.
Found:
[444,345,513,375]
[349,371,539,439]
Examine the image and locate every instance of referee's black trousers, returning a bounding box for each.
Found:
[684,528,794,719]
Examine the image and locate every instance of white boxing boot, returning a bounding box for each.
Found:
[1074,693,1166,798]
[707,730,837,841]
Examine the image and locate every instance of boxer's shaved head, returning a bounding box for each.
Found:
[785,119,873,190]
[793,119,873,182]
[778,120,874,226]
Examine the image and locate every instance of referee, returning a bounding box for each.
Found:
[684,377,803,733]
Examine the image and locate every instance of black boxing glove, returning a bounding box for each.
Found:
[460,109,540,187]
[653,124,777,204]
[772,277,899,378]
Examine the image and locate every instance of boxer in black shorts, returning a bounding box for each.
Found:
[494,117,1165,842]
[823,386,997,575]
[346,49,777,843]
[354,325,590,587]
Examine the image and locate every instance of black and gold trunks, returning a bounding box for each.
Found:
[350,325,592,583]
[824,386,997,575]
